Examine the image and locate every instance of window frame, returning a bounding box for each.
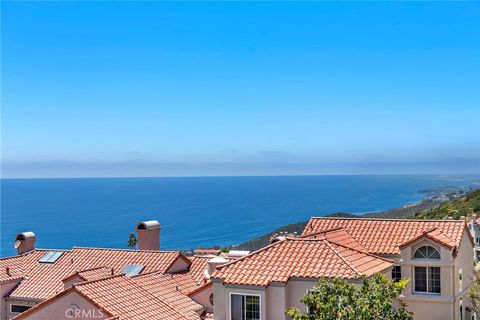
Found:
[413,245,440,260]
[10,304,32,314]
[229,292,262,320]
[413,266,441,295]
[391,265,402,282]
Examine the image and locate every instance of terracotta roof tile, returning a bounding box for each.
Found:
[399,227,457,249]
[131,272,204,319]
[303,217,468,255]
[6,247,187,300]
[212,238,392,286]
[13,273,203,320]
[0,250,60,282]
[188,256,209,284]
[301,227,366,252]
[73,275,195,320]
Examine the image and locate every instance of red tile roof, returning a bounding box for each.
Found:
[188,256,209,284]
[0,250,60,283]
[301,227,366,252]
[14,274,203,320]
[3,247,189,300]
[303,217,469,255]
[194,249,221,255]
[62,266,113,283]
[211,238,392,286]
[131,272,204,319]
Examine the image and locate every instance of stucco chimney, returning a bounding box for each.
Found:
[136,220,161,251]
[15,232,36,255]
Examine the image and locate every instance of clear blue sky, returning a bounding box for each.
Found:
[2,1,479,177]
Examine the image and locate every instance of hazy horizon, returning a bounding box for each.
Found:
[2,2,479,178]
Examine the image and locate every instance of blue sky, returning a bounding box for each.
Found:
[1,2,479,177]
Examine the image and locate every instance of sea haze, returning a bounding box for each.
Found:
[1,175,477,256]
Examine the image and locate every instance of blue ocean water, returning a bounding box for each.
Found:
[1,175,477,257]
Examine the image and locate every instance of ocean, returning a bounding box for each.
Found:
[1,175,477,257]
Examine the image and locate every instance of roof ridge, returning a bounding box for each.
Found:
[309,217,466,223]
[323,240,361,276]
[214,240,286,272]
[72,246,181,253]
[77,266,110,273]
[72,273,125,287]
[300,227,345,238]
[326,239,393,264]
[130,269,163,279]
[62,266,110,283]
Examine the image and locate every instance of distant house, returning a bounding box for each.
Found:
[469,214,480,260]
[211,217,474,320]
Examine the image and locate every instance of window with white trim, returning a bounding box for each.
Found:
[413,246,440,260]
[231,293,260,320]
[414,266,440,294]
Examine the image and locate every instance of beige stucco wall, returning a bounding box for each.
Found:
[285,279,317,314]
[5,298,38,320]
[213,282,227,320]
[16,291,107,320]
[266,285,285,320]
[190,285,214,313]
[166,257,190,273]
[1,279,23,320]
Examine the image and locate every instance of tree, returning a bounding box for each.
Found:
[285,273,413,320]
[127,233,137,249]
[468,275,480,318]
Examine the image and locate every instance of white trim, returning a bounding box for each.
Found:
[10,303,32,314]
[228,292,262,320]
[413,266,441,295]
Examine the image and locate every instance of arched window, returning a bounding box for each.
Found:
[414,246,440,260]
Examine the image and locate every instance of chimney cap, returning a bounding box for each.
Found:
[15,232,36,241]
[136,220,161,231]
[208,257,228,264]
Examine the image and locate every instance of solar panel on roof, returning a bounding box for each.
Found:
[122,265,144,276]
[39,251,64,263]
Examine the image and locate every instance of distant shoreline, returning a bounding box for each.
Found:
[232,185,478,252]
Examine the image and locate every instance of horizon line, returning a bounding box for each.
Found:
[2,173,480,181]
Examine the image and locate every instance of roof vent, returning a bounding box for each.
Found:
[15,232,36,255]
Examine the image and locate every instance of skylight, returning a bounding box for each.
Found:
[122,265,144,276]
[39,251,64,264]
